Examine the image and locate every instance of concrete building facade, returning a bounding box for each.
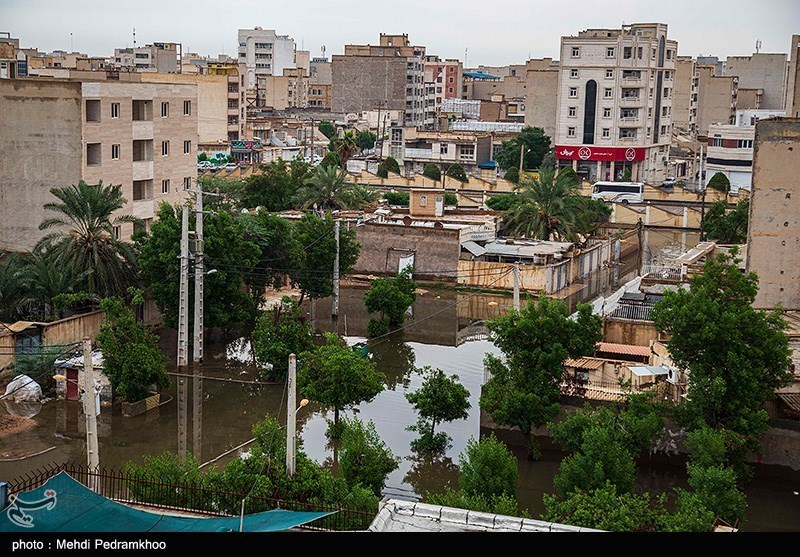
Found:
[423,56,462,129]
[237,27,296,90]
[112,42,180,73]
[206,62,246,141]
[332,34,425,127]
[672,57,698,134]
[0,79,195,252]
[786,35,800,118]
[695,64,738,137]
[726,52,788,110]
[524,58,560,139]
[384,127,493,176]
[746,117,800,310]
[555,23,677,184]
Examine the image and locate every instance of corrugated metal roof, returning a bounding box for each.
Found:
[564,357,605,370]
[596,342,652,358]
[483,239,573,258]
[777,393,800,413]
[628,365,669,377]
[461,241,487,257]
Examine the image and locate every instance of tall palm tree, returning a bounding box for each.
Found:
[332,130,360,168]
[37,180,139,298]
[20,248,86,320]
[0,253,27,322]
[294,166,361,214]
[503,166,587,241]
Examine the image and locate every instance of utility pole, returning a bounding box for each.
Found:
[332,218,340,318]
[82,337,99,485]
[286,353,297,477]
[193,182,204,363]
[518,144,527,176]
[177,204,189,369]
[513,262,520,311]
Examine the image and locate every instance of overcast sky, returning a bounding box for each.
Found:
[2,0,798,66]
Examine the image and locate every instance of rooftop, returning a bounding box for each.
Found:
[481,239,574,258]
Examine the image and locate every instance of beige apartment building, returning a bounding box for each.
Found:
[524,58,560,139]
[672,57,698,134]
[205,62,246,141]
[0,79,196,252]
[726,52,787,111]
[383,127,493,176]
[695,65,737,138]
[746,117,800,310]
[786,35,800,118]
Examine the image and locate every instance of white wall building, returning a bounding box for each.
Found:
[554,23,677,185]
[237,27,296,90]
[706,108,785,193]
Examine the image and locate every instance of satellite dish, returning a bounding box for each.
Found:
[346,113,358,123]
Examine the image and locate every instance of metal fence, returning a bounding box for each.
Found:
[7,463,375,531]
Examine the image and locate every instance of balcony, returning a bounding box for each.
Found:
[617,136,639,144]
[132,161,154,181]
[132,120,153,140]
[621,75,644,86]
[619,96,643,106]
[404,148,434,159]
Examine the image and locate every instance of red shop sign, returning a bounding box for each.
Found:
[555,145,645,162]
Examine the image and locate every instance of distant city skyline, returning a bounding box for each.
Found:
[2,0,798,66]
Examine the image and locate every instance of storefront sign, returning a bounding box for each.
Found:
[555,145,645,162]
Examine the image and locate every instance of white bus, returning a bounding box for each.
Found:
[590,181,644,204]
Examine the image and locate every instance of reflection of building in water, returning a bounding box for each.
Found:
[55,400,111,439]
[177,376,187,461]
[193,367,203,463]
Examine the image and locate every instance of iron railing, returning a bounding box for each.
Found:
[7,463,375,531]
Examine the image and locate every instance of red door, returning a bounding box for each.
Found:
[66,368,79,401]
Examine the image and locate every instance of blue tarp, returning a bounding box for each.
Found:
[463,71,498,80]
[0,472,332,532]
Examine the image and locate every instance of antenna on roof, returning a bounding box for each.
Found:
[755,39,762,54]
[133,27,136,47]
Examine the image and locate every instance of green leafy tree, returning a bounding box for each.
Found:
[504,166,520,183]
[242,158,310,210]
[251,296,315,381]
[422,163,441,181]
[332,130,360,168]
[355,130,377,151]
[459,434,518,500]
[37,180,138,298]
[446,163,468,182]
[707,171,731,196]
[289,213,360,301]
[406,366,471,453]
[701,199,749,244]
[236,211,295,307]
[19,248,84,321]
[618,168,632,182]
[426,488,524,517]
[364,267,417,326]
[444,192,458,206]
[294,165,361,213]
[137,203,260,330]
[554,425,638,495]
[366,318,390,338]
[197,152,209,162]
[384,156,401,175]
[383,191,409,206]
[376,162,389,178]
[504,167,610,241]
[481,295,602,459]
[542,483,662,532]
[494,126,551,171]
[97,289,169,402]
[650,248,793,466]
[318,120,336,140]
[321,151,339,169]
[298,332,386,437]
[339,417,400,496]
[485,193,521,211]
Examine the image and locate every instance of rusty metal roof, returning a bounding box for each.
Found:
[596,342,651,358]
[777,393,800,414]
[564,357,605,370]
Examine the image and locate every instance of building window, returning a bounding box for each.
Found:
[111,144,120,160]
[660,125,667,136]
[606,47,615,58]
[567,126,576,137]
[112,226,121,240]
[637,47,643,59]
[602,128,610,138]
[111,102,120,119]
[604,88,613,98]
[132,180,152,201]
[184,177,192,190]
[569,87,578,98]
[85,100,101,122]
[460,144,475,160]
[662,106,670,117]
[652,47,657,59]
[448,87,453,94]
[663,87,670,98]
[161,141,169,156]
[161,102,169,118]
[419,195,427,207]
[738,139,754,149]
[605,69,614,79]
[623,47,632,59]
[440,143,448,154]
[666,49,673,61]
[183,140,191,154]
[619,129,637,139]
[184,100,191,115]
[603,107,611,118]
[712,138,723,147]
[86,143,101,166]
[571,46,580,57]
[162,179,170,194]
[568,106,577,117]
[648,107,653,118]
[664,70,671,80]
[570,69,578,78]
[649,88,654,98]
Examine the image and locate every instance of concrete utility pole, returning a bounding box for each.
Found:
[193,182,204,363]
[332,218,340,318]
[513,262,520,311]
[82,337,99,480]
[286,353,297,477]
[177,204,190,369]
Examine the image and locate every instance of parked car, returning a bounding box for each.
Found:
[661,177,677,188]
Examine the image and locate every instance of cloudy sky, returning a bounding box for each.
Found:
[2,0,798,66]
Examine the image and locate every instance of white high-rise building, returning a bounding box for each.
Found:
[554,23,677,184]
[237,27,296,90]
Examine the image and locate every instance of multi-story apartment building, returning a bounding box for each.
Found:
[672,57,698,134]
[746,117,800,310]
[0,32,22,78]
[206,62,246,141]
[706,108,785,193]
[332,34,425,127]
[383,127,492,176]
[695,64,738,138]
[423,56,462,129]
[786,35,800,118]
[726,52,787,111]
[554,23,677,184]
[524,58,560,139]
[0,79,196,251]
[237,27,296,90]
[112,42,180,73]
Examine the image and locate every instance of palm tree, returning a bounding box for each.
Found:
[332,130,360,168]
[37,180,139,298]
[294,166,362,214]
[0,253,27,322]
[20,248,87,320]
[503,166,587,241]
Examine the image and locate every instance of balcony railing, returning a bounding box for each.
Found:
[404,148,434,159]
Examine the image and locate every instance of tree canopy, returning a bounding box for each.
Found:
[355,130,377,151]
[251,296,315,381]
[318,120,336,140]
[406,366,471,453]
[494,126,552,171]
[707,171,731,195]
[241,158,310,211]
[446,163,468,183]
[293,165,362,213]
[423,163,441,181]
[364,267,417,328]
[339,417,400,496]
[701,199,749,244]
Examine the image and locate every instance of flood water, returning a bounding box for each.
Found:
[2,239,799,531]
